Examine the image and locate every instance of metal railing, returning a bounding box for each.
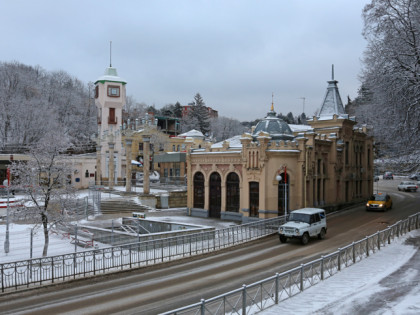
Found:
[162,212,420,315]
[0,216,284,293]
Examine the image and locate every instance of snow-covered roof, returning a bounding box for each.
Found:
[289,124,313,132]
[179,129,205,139]
[95,66,127,84]
[211,135,243,149]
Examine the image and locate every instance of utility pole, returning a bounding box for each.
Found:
[298,97,306,114]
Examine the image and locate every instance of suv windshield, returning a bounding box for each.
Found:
[288,213,310,224]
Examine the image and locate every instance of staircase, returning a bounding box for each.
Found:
[100,198,151,215]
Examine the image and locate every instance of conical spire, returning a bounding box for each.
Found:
[318,65,346,117]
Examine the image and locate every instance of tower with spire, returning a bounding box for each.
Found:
[318,65,347,118]
[94,42,127,186]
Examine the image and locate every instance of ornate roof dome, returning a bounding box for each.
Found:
[252,104,294,141]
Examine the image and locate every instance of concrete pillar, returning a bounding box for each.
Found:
[143,135,150,195]
[125,139,132,192]
[108,141,115,189]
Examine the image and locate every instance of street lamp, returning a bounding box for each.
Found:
[276,165,288,217]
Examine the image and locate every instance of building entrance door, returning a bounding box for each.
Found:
[209,172,221,218]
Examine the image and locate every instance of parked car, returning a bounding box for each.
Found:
[383,172,393,180]
[397,181,418,192]
[408,173,420,180]
[278,208,327,245]
[366,193,392,211]
[374,175,379,182]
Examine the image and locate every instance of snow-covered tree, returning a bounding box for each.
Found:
[0,61,96,152]
[361,0,420,156]
[210,116,248,141]
[10,132,76,257]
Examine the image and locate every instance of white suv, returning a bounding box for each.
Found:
[278,208,327,245]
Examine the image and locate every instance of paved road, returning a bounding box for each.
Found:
[0,179,418,314]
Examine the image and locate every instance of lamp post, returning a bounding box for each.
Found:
[276,165,288,217]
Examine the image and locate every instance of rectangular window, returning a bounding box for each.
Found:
[95,85,99,98]
[107,85,120,97]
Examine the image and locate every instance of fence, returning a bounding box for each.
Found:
[162,212,420,315]
[0,216,284,293]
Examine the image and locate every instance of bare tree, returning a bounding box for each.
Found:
[210,116,248,141]
[361,0,420,156]
[0,61,96,152]
[10,132,76,257]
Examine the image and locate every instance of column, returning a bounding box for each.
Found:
[125,139,132,192]
[143,135,150,195]
[108,141,115,189]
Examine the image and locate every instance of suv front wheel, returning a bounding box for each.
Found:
[279,235,288,243]
[301,233,309,245]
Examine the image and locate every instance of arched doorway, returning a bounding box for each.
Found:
[278,172,289,216]
[209,172,221,218]
[249,181,259,217]
[193,172,204,208]
[226,172,240,212]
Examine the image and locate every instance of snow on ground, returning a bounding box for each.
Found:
[2,184,420,314]
[259,229,420,315]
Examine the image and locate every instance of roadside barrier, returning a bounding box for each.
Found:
[161,212,420,315]
[0,216,285,293]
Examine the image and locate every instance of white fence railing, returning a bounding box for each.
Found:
[0,217,284,293]
[161,212,420,315]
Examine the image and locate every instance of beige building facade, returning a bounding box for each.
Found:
[186,75,374,223]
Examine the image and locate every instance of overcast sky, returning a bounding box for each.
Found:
[1,0,369,121]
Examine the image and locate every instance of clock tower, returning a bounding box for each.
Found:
[94,65,127,187]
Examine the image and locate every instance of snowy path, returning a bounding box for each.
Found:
[259,230,420,315]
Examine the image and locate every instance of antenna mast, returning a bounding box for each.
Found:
[109,41,112,67]
[298,97,306,114]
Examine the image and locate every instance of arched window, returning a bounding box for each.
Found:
[193,172,204,208]
[226,172,240,212]
[278,172,290,216]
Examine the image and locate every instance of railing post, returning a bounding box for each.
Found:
[366,237,369,257]
[352,242,355,263]
[300,264,304,291]
[338,248,341,271]
[275,273,279,304]
[242,284,247,314]
[200,298,205,315]
[321,256,324,280]
[396,223,400,237]
[416,214,419,229]
[387,227,391,244]
[377,231,380,250]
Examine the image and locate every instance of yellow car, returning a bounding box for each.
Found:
[366,193,392,211]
